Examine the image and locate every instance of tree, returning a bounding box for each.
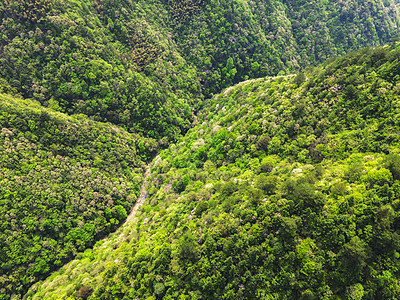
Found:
[115,205,127,221]
[385,154,400,180]
[338,236,367,283]
[255,174,278,195]
[76,286,92,299]
[172,174,190,193]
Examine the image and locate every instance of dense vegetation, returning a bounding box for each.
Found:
[170,0,400,94]
[0,93,157,297]
[1,0,400,298]
[0,0,399,139]
[27,44,400,299]
[0,0,198,139]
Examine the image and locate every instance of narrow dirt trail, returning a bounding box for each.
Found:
[39,164,153,283]
[124,164,151,224]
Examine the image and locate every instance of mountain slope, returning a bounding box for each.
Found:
[0,0,399,139]
[0,0,199,140]
[1,0,400,298]
[170,0,400,93]
[0,93,157,297]
[27,44,400,299]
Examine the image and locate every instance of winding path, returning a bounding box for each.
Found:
[124,164,151,224]
[40,164,152,285]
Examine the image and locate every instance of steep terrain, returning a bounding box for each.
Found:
[1,0,400,298]
[0,93,157,297]
[27,44,400,299]
[0,0,399,139]
[0,0,199,140]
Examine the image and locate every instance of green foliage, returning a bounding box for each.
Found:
[258,158,273,174]
[0,0,399,140]
[293,72,306,86]
[346,283,364,300]
[367,168,393,186]
[338,236,367,283]
[169,0,400,93]
[345,160,364,182]
[0,94,155,297]
[172,174,190,193]
[153,282,165,297]
[255,174,278,195]
[385,154,400,180]
[167,0,204,20]
[1,1,400,298]
[29,44,400,300]
[0,0,199,140]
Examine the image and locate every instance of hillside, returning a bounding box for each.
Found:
[1,0,400,298]
[0,93,157,297]
[0,0,199,140]
[27,44,400,299]
[0,0,399,139]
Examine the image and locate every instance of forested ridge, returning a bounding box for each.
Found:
[1,0,400,299]
[0,93,158,297]
[0,0,399,139]
[27,44,400,299]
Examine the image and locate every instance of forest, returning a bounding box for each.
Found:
[26,44,400,299]
[0,0,400,299]
[0,0,398,139]
[0,92,158,297]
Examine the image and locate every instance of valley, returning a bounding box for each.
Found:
[0,0,400,299]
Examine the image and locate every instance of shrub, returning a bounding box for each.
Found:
[256,135,271,152]
[76,286,92,299]
[345,160,364,182]
[367,168,393,186]
[255,174,278,195]
[385,154,400,180]
[172,174,190,193]
[258,159,273,174]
